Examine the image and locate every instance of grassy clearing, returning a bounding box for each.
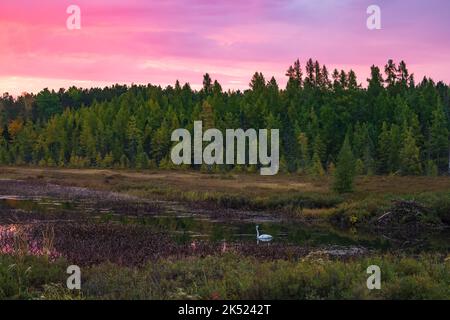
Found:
[127,185,343,213]
[4,167,450,197]
[1,253,449,300]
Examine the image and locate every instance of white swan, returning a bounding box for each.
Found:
[256,225,273,242]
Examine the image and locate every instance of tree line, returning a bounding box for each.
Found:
[0,59,449,176]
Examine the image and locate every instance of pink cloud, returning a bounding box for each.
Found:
[0,0,449,95]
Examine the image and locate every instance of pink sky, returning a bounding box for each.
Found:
[1,0,450,95]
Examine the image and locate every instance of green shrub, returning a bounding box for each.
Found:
[1,253,448,300]
[0,255,67,299]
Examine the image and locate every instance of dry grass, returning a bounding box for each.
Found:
[1,167,449,199]
[0,166,329,196]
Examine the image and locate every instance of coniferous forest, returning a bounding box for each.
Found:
[1,58,449,176]
[3,0,450,303]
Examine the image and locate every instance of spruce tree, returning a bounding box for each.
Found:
[429,102,449,170]
[333,135,356,193]
[377,122,390,174]
[399,127,422,175]
[297,132,309,171]
[388,124,402,173]
[309,151,325,176]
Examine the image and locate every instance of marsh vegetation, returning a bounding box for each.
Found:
[0,167,449,299]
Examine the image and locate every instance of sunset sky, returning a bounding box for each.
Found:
[1,0,450,95]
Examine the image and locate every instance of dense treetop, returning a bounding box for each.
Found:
[0,59,449,175]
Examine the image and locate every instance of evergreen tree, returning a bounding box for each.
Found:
[286,59,303,88]
[120,154,130,169]
[313,135,326,165]
[297,132,309,171]
[0,58,448,176]
[126,116,142,165]
[102,152,114,167]
[202,73,213,95]
[384,59,397,87]
[429,102,449,170]
[367,65,384,96]
[388,124,402,173]
[400,127,422,175]
[201,101,215,129]
[310,151,325,176]
[377,122,390,173]
[424,159,438,176]
[333,135,356,193]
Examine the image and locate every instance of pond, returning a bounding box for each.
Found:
[1,196,449,253]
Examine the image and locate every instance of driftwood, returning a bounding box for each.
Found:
[377,211,391,222]
[371,200,445,246]
[375,200,431,227]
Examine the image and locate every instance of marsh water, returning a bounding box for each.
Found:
[1,195,449,253]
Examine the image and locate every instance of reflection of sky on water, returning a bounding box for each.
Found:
[1,197,449,252]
